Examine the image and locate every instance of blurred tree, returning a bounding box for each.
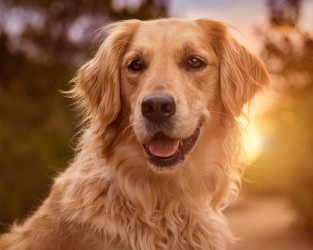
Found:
[267,0,302,28]
[1,0,168,66]
[0,0,168,233]
[247,0,313,232]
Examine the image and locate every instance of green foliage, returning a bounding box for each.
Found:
[0,34,76,231]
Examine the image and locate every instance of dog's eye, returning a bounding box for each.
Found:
[186,56,206,70]
[128,59,145,72]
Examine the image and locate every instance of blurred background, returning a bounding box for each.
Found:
[0,0,312,248]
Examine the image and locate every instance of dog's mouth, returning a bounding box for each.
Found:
[143,124,201,169]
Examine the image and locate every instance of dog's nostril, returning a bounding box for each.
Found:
[141,100,154,116]
[141,93,176,123]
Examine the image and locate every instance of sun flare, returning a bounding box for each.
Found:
[242,121,264,162]
[239,101,267,163]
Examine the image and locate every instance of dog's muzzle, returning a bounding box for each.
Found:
[141,93,201,170]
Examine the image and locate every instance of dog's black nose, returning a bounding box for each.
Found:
[141,93,176,123]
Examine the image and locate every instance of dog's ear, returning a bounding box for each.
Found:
[197,19,269,116]
[71,20,140,124]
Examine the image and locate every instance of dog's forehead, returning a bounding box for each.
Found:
[130,19,208,51]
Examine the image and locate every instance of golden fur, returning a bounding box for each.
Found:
[0,18,268,250]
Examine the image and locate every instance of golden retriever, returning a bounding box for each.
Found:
[0,18,268,250]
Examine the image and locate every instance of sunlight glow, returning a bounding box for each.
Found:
[239,97,269,163]
[242,121,264,162]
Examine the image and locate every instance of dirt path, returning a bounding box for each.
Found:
[226,194,313,250]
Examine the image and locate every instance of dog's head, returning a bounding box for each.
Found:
[72,18,268,173]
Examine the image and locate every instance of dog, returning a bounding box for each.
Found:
[0,18,268,249]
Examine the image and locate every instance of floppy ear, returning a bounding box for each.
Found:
[71,20,140,124]
[197,19,269,116]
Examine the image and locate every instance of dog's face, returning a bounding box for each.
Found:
[120,20,220,170]
[73,18,268,173]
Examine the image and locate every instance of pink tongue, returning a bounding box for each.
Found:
[147,138,179,158]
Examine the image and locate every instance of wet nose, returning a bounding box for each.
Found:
[141,93,176,123]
